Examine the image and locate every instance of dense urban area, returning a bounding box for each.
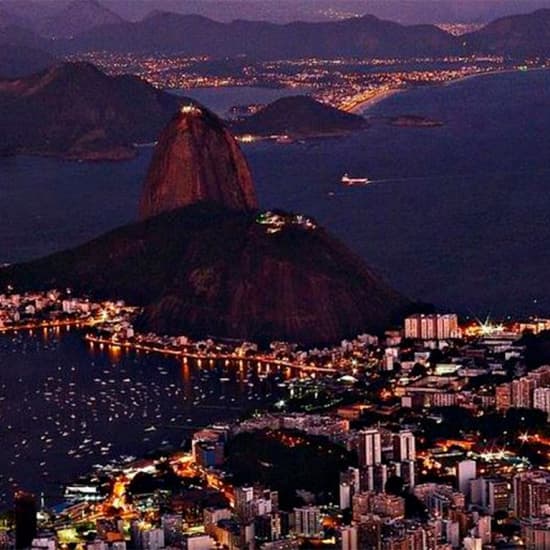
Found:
[1,289,550,549]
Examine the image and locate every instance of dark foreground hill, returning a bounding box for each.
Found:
[0,62,185,159]
[231,95,368,138]
[0,204,408,346]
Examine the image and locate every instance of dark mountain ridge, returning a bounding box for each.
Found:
[58,12,462,57]
[0,203,407,346]
[0,44,56,78]
[464,8,550,56]
[0,24,53,50]
[97,0,550,25]
[1,9,547,58]
[0,62,187,159]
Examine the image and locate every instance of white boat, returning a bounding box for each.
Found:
[341,173,370,186]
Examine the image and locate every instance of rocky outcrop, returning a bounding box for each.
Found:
[139,106,258,219]
[231,95,368,138]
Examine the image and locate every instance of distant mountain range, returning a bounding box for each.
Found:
[0,4,29,28]
[0,25,52,50]
[0,1,547,58]
[3,0,549,26]
[0,62,185,159]
[231,96,368,139]
[58,12,462,57]
[0,0,123,38]
[101,0,550,25]
[37,0,123,38]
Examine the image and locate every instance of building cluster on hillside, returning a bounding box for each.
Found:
[0,290,136,332]
[495,366,550,420]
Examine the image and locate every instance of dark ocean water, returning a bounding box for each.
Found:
[0,329,285,505]
[1,69,547,314]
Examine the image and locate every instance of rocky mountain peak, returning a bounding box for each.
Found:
[139,104,258,220]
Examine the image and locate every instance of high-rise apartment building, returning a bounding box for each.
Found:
[393,431,416,462]
[533,387,550,419]
[457,460,476,499]
[358,429,382,467]
[404,314,459,340]
[294,506,322,538]
[513,471,550,518]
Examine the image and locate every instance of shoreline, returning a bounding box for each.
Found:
[347,66,549,115]
[442,66,548,88]
[84,334,337,374]
[343,88,404,114]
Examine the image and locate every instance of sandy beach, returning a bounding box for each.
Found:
[345,67,548,115]
[442,66,547,87]
[343,88,404,114]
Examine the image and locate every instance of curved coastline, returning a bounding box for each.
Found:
[352,66,549,115]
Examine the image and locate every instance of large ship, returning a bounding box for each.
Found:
[341,173,370,186]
